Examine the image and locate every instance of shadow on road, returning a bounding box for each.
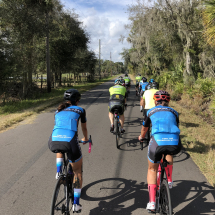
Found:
[82,178,215,215]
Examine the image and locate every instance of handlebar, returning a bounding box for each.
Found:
[79,135,93,153]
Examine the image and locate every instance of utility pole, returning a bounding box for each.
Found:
[110,52,112,76]
[99,39,101,80]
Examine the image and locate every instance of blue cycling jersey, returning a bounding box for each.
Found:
[143,105,180,146]
[52,106,86,142]
[140,82,149,91]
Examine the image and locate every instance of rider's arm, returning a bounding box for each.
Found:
[140,126,148,138]
[140,116,150,138]
[81,122,88,141]
[80,109,88,141]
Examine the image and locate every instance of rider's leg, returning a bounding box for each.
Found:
[109,112,114,132]
[56,153,63,179]
[109,112,114,125]
[165,155,173,188]
[140,97,144,112]
[71,158,83,206]
[119,114,124,129]
[147,159,159,206]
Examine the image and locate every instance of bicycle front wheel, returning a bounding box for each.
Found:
[159,179,172,215]
[50,176,70,215]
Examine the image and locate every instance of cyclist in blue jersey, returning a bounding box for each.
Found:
[139,77,149,112]
[138,90,181,211]
[48,89,88,213]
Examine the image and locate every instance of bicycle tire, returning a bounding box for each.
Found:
[114,117,118,134]
[116,132,119,149]
[50,175,70,215]
[114,117,119,149]
[159,179,172,215]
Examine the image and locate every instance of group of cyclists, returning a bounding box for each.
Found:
[48,73,181,213]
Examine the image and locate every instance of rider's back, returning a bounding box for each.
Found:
[143,89,158,109]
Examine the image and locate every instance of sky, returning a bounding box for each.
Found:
[60,0,133,63]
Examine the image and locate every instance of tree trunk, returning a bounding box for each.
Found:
[23,72,28,98]
[184,36,193,77]
[59,71,62,86]
[46,11,51,93]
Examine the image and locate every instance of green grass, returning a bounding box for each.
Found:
[0,76,116,116]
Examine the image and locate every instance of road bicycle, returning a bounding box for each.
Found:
[113,110,121,149]
[148,154,172,215]
[50,136,92,215]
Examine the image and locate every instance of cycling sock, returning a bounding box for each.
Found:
[56,158,63,173]
[148,184,157,203]
[140,106,143,111]
[74,188,81,205]
[165,165,173,182]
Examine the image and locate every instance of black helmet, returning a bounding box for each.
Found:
[151,82,159,89]
[145,84,151,90]
[64,89,81,102]
[125,74,128,77]
[142,77,147,82]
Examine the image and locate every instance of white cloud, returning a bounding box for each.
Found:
[61,0,131,62]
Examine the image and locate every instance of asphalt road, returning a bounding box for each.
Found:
[0,78,214,215]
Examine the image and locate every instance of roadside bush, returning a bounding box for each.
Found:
[194,78,214,98]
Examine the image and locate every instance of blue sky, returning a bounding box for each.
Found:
[60,0,133,62]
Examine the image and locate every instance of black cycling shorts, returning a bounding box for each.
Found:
[125,83,131,87]
[148,136,181,163]
[136,81,139,87]
[108,100,125,115]
[48,133,82,163]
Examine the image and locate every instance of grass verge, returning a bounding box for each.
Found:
[0,76,117,132]
[171,101,215,188]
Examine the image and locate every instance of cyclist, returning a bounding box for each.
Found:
[138,90,181,211]
[141,82,159,137]
[135,74,142,96]
[109,79,127,133]
[48,89,88,213]
[139,77,149,112]
[124,74,131,93]
[149,78,155,83]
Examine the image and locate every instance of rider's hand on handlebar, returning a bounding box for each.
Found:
[81,137,89,144]
[138,135,144,142]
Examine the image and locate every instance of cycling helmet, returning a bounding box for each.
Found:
[149,79,155,83]
[151,82,159,89]
[142,77,147,82]
[153,90,170,102]
[64,89,81,102]
[125,74,128,77]
[115,79,122,85]
[145,84,151,90]
[119,76,123,79]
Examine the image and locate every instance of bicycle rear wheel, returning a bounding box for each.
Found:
[50,175,70,215]
[114,117,120,149]
[159,179,172,215]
